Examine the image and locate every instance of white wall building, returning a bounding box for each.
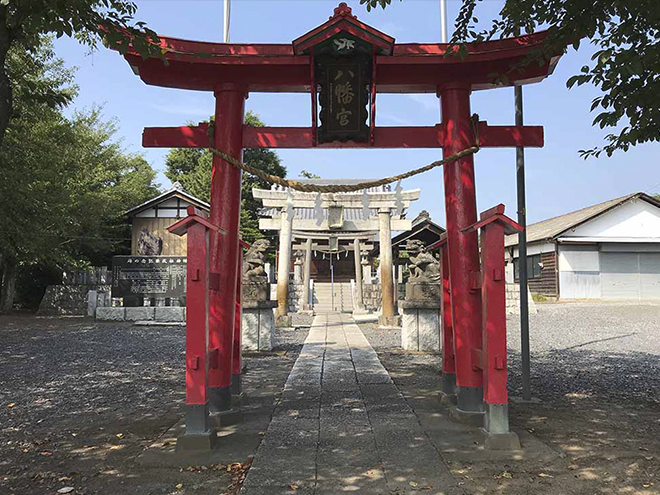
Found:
[505,193,660,300]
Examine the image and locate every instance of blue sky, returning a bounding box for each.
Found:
[53,0,660,227]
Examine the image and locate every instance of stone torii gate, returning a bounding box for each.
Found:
[291,232,374,314]
[254,187,419,326]
[110,2,563,449]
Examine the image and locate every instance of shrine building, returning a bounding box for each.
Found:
[125,182,210,256]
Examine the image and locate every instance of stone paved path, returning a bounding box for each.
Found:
[240,313,461,495]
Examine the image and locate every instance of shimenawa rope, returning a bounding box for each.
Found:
[206,115,481,193]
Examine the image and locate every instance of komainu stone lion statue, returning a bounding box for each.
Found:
[242,238,270,283]
[406,239,441,284]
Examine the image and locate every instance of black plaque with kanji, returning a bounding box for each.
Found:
[316,43,371,143]
[111,256,187,299]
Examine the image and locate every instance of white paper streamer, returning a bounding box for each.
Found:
[286,191,295,221]
[314,192,324,226]
[361,188,370,220]
[394,180,404,218]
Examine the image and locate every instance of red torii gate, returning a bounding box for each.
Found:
[112,3,562,448]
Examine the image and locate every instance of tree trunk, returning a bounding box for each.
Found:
[0,6,13,152]
[0,256,16,313]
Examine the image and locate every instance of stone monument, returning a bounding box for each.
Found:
[400,240,442,351]
[242,239,277,351]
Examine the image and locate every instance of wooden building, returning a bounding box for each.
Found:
[505,193,660,300]
[125,183,210,256]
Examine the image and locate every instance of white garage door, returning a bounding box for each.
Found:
[601,252,660,299]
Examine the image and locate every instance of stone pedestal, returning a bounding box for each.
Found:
[242,300,276,351]
[400,300,441,351]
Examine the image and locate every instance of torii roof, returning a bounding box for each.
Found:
[118,3,562,94]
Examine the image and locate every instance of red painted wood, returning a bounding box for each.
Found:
[479,215,509,405]
[208,86,245,391]
[119,21,558,94]
[292,3,395,55]
[142,123,543,149]
[441,84,483,392]
[184,221,210,405]
[441,246,455,377]
[310,47,317,147]
[143,124,209,148]
[125,51,553,93]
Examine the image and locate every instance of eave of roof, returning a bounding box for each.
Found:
[125,188,210,217]
[505,192,660,248]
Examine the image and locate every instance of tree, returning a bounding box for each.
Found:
[300,170,321,179]
[0,1,159,152]
[361,0,660,158]
[0,39,159,312]
[165,112,287,246]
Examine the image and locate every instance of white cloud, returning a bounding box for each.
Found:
[406,94,439,112]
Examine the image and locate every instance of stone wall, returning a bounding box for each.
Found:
[38,284,111,316]
[363,283,382,312]
[505,283,538,315]
[268,282,303,313]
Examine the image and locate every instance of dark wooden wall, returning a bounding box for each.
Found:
[528,251,558,297]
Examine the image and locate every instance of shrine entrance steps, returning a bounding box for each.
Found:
[239,313,459,495]
[312,282,354,313]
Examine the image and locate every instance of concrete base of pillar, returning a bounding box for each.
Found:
[400,305,441,351]
[275,315,292,328]
[176,403,217,452]
[441,372,457,396]
[449,405,485,427]
[479,428,521,450]
[176,431,217,452]
[378,315,401,328]
[450,386,485,426]
[209,386,232,413]
[231,373,242,396]
[211,408,243,426]
[297,308,314,316]
[437,391,458,407]
[242,301,276,351]
[437,373,457,407]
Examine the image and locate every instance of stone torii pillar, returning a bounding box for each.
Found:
[275,208,294,327]
[378,207,398,328]
[353,238,367,315]
[301,237,313,312]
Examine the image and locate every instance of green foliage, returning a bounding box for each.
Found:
[0,1,159,152]
[165,112,287,246]
[0,38,159,309]
[363,0,660,158]
[452,0,660,158]
[300,170,321,179]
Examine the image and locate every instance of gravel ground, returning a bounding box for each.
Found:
[361,302,660,405]
[507,301,660,405]
[360,322,401,350]
[365,303,660,495]
[0,315,305,495]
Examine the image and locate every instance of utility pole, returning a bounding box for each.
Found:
[440,0,448,43]
[223,0,231,43]
[515,85,532,401]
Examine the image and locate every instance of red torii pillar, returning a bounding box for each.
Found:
[439,83,484,416]
[463,204,523,449]
[168,207,226,450]
[208,84,246,414]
